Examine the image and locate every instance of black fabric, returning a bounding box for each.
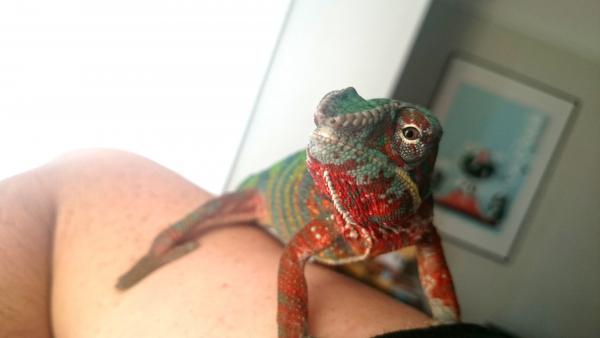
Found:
[372,323,516,338]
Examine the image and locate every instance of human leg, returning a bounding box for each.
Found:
[0,169,54,337]
[1,149,430,337]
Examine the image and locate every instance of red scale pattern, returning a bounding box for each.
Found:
[307,156,420,250]
[277,219,336,337]
[416,230,460,321]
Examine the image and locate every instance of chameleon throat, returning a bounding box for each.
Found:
[323,169,373,262]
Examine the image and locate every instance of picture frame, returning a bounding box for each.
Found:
[429,53,577,260]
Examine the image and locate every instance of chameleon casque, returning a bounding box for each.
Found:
[116,87,460,337]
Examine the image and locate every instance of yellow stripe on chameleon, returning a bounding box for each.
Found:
[394,167,421,211]
[265,160,284,228]
[290,161,307,233]
[281,155,304,236]
[271,163,285,239]
[274,156,299,240]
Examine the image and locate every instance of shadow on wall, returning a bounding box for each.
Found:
[393,1,474,105]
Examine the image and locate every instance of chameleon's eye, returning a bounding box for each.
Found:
[401,126,421,142]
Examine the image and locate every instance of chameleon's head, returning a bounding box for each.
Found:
[307,88,442,229]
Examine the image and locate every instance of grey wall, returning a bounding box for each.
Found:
[394,2,600,338]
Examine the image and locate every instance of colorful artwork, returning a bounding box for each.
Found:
[431,55,575,259]
[434,83,547,228]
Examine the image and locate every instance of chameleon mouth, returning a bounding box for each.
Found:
[311,126,341,144]
[309,128,422,211]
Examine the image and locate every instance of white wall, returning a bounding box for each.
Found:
[226,0,432,189]
[394,2,600,337]
[0,0,290,193]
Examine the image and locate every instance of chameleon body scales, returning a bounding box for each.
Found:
[117,88,460,337]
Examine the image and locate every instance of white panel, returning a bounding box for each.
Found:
[227,0,431,189]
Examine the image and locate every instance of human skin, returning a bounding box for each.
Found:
[0,149,430,338]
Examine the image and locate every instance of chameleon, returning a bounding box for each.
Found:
[116,87,460,337]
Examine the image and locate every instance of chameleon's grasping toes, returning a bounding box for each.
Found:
[116,87,460,337]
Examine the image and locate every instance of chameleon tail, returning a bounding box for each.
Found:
[116,241,198,290]
[116,190,263,290]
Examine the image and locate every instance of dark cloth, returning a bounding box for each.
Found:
[373,323,517,338]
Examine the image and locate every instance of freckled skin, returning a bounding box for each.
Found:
[116,88,460,337]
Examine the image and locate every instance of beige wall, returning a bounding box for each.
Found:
[394,2,600,338]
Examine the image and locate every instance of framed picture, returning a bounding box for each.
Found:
[430,53,576,260]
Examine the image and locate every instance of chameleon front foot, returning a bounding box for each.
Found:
[116,241,199,290]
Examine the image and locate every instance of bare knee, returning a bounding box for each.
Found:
[46,149,212,337]
[45,148,170,187]
[43,148,200,201]
[48,148,154,168]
